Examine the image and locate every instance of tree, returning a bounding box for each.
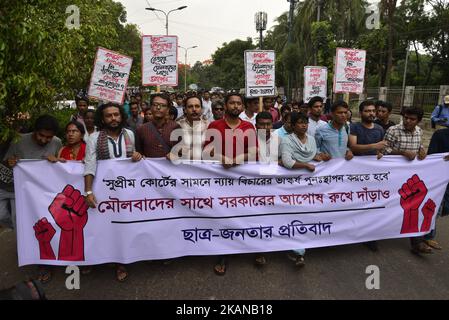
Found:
[0,0,142,142]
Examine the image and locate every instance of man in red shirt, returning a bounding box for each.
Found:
[204,93,258,275]
[204,93,258,168]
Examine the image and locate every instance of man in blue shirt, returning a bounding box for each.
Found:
[431,95,449,128]
[315,100,353,160]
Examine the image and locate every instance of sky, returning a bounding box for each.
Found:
[118,0,289,65]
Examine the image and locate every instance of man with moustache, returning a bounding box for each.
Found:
[135,93,180,158]
[239,97,259,126]
[348,100,386,252]
[204,92,257,275]
[83,102,142,282]
[170,95,209,161]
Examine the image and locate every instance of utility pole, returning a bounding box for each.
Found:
[287,0,298,102]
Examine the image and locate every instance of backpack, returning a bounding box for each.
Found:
[431,105,444,129]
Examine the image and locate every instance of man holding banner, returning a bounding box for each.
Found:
[379,107,430,254]
[204,92,258,275]
[84,102,142,281]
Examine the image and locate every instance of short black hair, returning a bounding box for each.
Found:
[184,94,203,109]
[169,106,178,120]
[308,96,324,109]
[65,120,86,136]
[75,95,89,106]
[280,104,292,115]
[358,100,376,113]
[95,102,128,129]
[34,115,59,133]
[256,111,273,123]
[290,112,309,127]
[212,100,225,109]
[244,97,258,106]
[402,107,424,122]
[375,100,393,113]
[150,93,171,108]
[331,100,349,112]
[224,92,243,105]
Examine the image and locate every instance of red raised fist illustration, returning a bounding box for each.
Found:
[420,199,436,232]
[48,185,88,261]
[398,174,428,234]
[33,218,56,260]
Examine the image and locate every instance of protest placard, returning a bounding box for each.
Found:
[304,66,328,102]
[245,50,276,98]
[142,35,178,87]
[87,47,132,104]
[333,48,366,94]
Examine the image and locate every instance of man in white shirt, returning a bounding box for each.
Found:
[239,97,259,127]
[201,90,213,122]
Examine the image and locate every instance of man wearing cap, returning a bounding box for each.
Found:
[431,95,449,129]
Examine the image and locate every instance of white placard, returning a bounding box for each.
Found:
[87,47,132,104]
[304,66,328,102]
[142,35,178,87]
[333,48,366,94]
[245,50,276,97]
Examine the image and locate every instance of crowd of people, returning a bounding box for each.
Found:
[0,89,448,283]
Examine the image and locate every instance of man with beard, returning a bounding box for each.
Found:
[349,100,386,157]
[348,100,386,252]
[374,100,395,131]
[84,102,142,282]
[171,95,209,161]
[204,92,257,275]
[135,93,180,158]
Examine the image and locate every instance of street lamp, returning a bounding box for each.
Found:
[255,12,267,49]
[145,5,187,35]
[178,45,198,92]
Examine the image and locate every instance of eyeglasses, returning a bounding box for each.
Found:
[151,103,169,109]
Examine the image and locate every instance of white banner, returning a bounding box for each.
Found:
[333,48,366,94]
[304,66,328,103]
[245,50,276,97]
[87,47,132,104]
[142,35,178,87]
[15,156,449,266]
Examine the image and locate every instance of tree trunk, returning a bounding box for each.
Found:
[384,0,397,87]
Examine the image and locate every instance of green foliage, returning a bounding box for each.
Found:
[0,0,141,142]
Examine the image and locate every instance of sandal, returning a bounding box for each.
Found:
[411,242,433,255]
[287,252,305,267]
[115,265,128,282]
[254,255,266,266]
[37,267,52,284]
[425,240,442,250]
[213,257,227,276]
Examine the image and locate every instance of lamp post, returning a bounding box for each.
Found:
[255,12,267,49]
[145,5,187,35]
[178,45,198,92]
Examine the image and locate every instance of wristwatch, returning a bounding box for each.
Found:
[85,191,93,196]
